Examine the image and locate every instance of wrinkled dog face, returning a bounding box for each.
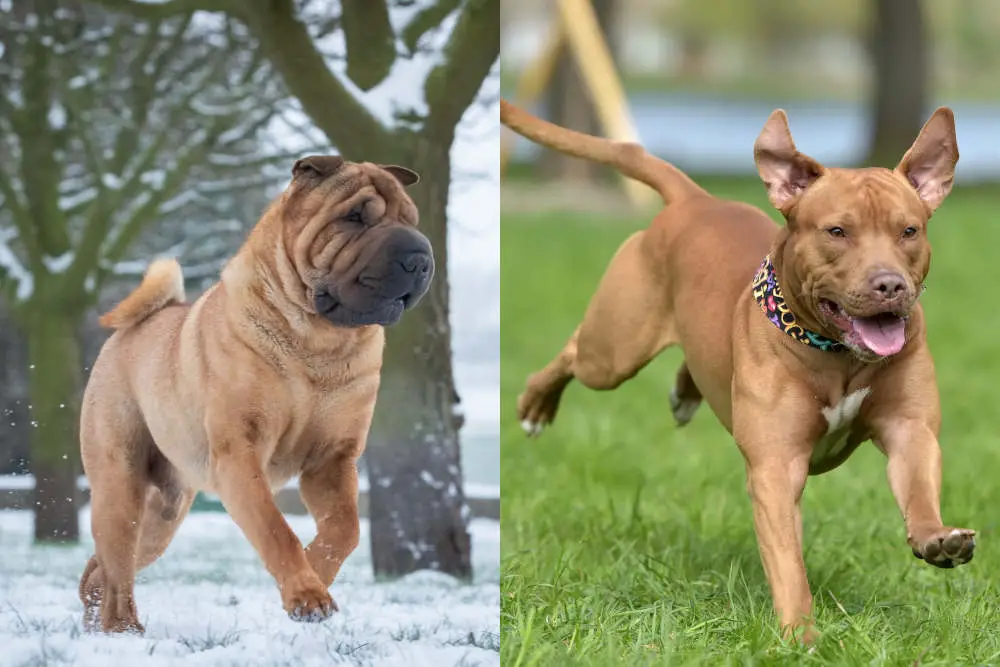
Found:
[754,108,958,360]
[282,155,434,327]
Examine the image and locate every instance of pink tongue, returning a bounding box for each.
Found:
[853,314,906,356]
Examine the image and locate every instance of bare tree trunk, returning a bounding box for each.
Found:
[365,136,471,579]
[541,0,618,182]
[864,0,928,167]
[27,310,82,542]
[0,306,31,475]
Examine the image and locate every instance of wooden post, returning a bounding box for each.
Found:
[499,21,563,177]
[500,1,655,210]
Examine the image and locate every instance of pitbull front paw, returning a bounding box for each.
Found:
[516,380,560,438]
[911,527,976,568]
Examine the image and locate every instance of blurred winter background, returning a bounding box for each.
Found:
[0,1,499,666]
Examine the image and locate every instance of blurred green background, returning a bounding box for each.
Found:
[501,1,1000,664]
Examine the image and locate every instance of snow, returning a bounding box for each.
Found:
[158,189,199,215]
[0,230,33,302]
[315,0,457,129]
[0,509,500,666]
[42,251,74,274]
[139,169,166,190]
[101,173,124,191]
[0,475,499,500]
[47,102,67,130]
[58,186,97,211]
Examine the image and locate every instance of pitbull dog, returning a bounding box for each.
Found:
[501,100,974,642]
[78,156,433,634]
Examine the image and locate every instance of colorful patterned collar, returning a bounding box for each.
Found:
[751,255,847,353]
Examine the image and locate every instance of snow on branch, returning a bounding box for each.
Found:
[0,2,291,303]
[0,228,33,302]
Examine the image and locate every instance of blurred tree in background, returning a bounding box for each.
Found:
[505,0,1000,181]
[865,0,928,166]
[96,0,500,579]
[0,1,285,542]
[542,0,618,182]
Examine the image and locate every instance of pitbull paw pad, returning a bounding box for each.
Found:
[911,528,976,568]
[669,388,701,427]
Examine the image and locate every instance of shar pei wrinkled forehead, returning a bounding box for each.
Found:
[278,155,434,327]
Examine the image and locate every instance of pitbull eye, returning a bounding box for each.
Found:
[826,226,846,238]
[902,226,918,238]
[345,207,363,224]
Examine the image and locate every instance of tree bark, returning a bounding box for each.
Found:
[541,0,618,182]
[27,310,82,543]
[864,0,928,167]
[364,135,471,579]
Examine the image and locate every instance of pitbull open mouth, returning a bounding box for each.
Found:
[818,299,907,357]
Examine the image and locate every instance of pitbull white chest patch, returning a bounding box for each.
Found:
[812,387,871,466]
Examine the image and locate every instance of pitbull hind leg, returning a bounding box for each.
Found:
[669,362,703,426]
[518,231,678,435]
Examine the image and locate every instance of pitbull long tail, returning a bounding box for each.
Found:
[500,98,707,205]
[99,258,186,330]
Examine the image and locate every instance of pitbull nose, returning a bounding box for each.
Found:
[869,271,907,301]
[400,251,432,276]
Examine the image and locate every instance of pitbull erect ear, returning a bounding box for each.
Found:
[754,109,825,213]
[292,155,345,179]
[895,107,959,212]
[380,165,420,187]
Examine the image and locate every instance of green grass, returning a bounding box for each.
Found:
[500,177,1000,666]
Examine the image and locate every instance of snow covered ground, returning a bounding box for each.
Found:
[0,510,499,667]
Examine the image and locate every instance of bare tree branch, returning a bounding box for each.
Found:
[402,0,461,54]
[87,0,243,20]
[19,23,69,258]
[92,0,389,157]
[341,0,395,91]
[425,0,499,139]
[241,0,390,158]
[64,39,234,289]
[100,119,227,268]
[0,170,39,271]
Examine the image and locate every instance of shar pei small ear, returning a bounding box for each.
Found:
[292,155,345,179]
[380,165,420,187]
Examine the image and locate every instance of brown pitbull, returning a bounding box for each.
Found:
[501,99,974,642]
[78,156,433,634]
